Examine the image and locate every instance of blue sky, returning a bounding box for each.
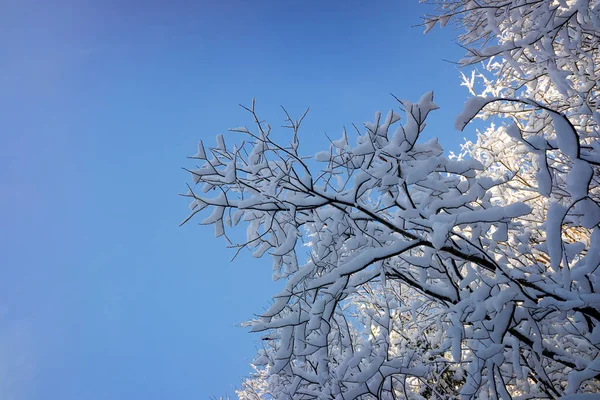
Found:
[2,1,470,398]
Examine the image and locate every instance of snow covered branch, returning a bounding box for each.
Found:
[186,1,600,398]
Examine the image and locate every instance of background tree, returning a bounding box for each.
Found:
[185,0,600,398]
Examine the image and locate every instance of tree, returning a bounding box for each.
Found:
[183,0,600,398]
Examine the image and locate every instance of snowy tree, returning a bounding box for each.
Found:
[185,0,600,398]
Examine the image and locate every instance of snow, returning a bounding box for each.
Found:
[455,96,493,131]
[536,153,552,197]
[567,159,592,201]
[551,111,579,159]
[193,140,206,159]
[546,202,567,270]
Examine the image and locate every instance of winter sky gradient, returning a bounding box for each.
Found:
[2,0,470,398]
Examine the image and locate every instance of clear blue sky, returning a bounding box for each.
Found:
[1,1,469,398]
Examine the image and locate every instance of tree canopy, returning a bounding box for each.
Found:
[183,0,600,398]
